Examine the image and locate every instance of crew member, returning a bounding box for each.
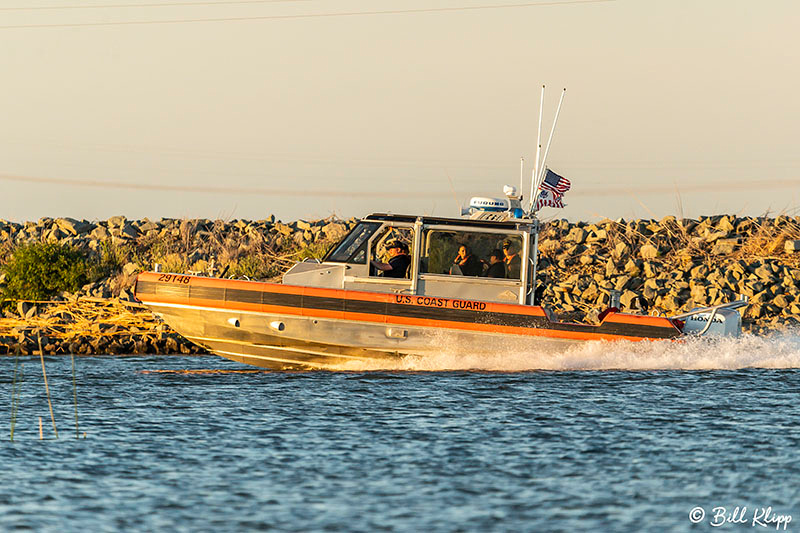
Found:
[483,249,506,278]
[371,240,411,278]
[452,244,482,277]
[502,239,521,279]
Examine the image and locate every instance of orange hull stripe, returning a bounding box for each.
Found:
[141,294,662,342]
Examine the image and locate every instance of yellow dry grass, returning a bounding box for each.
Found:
[0,297,162,344]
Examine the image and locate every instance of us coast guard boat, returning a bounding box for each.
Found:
[133,192,747,369]
[134,89,747,369]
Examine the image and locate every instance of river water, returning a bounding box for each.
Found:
[2,332,800,532]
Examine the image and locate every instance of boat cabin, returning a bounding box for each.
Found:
[283,214,540,305]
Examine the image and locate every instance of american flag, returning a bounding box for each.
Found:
[534,169,570,210]
[539,169,571,194]
[535,188,565,210]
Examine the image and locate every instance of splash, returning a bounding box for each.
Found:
[332,330,800,372]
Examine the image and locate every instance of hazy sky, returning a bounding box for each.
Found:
[2,0,799,223]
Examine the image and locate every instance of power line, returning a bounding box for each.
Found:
[0,0,614,29]
[1,172,798,198]
[0,0,316,11]
[0,173,439,198]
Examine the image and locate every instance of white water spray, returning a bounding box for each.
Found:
[333,331,800,372]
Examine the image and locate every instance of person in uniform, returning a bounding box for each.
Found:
[371,240,411,278]
[483,249,506,278]
[502,239,521,279]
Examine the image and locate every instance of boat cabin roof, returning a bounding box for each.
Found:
[363,213,534,230]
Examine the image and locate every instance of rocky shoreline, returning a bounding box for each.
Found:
[1,214,799,355]
[534,215,800,333]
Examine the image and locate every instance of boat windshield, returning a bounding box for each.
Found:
[325,222,381,263]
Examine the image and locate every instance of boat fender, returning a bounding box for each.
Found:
[227,318,240,328]
[270,321,285,332]
[597,307,619,322]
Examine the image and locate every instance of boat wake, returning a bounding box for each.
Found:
[333,329,800,372]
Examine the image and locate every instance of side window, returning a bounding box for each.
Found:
[421,230,523,280]
[369,226,413,278]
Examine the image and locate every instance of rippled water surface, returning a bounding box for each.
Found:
[2,333,800,532]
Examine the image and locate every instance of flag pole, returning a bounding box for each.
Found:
[532,87,566,216]
[529,84,545,213]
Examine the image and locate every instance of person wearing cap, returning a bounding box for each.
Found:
[371,240,411,278]
[502,239,521,279]
[483,249,506,278]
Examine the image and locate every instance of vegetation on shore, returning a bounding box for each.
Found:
[1,242,89,303]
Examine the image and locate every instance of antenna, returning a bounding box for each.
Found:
[445,169,461,212]
[530,84,545,212]
[531,87,566,216]
[519,157,524,200]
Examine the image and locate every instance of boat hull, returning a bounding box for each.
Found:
[134,272,682,370]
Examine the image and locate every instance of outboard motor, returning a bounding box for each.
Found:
[671,297,748,338]
[681,307,742,337]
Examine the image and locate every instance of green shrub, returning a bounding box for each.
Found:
[86,240,131,281]
[1,242,89,302]
[296,241,334,261]
[230,255,270,279]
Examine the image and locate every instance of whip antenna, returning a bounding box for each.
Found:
[531,87,566,216]
[530,84,545,212]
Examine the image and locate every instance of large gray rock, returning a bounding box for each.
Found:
[785,240,800,253]
[716,216,735,234]
[624,259,642,276]
[712,238,739,255]
[121,223,138,239]
[619,290,640,310]
[581,284,599,300]
[295,220,312,231]
[138,220,160,232]
[566,227,587,244]
[122,262,138,277]
[322,222,349,241]
[108,215,126,227]
[90,226,110,240]
[274,222,292,236]
[640,244,658,259]
[753,266,774,281]
[605,258,619,278]
[588,228,607,241]
[56,217,93,235]
[773,294,791,308]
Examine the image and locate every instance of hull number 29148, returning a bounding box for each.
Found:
[158,274,191,284]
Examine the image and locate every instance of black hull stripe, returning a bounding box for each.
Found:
[136,280,679,340]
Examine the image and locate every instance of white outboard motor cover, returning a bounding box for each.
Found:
[682,308,742,337]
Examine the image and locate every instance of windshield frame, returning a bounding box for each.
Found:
[323,222,382,264]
